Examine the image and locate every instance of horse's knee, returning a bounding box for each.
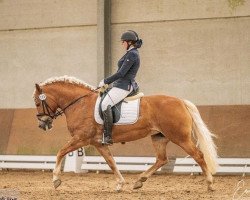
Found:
[56,151,64,160]
[157,157,168,166]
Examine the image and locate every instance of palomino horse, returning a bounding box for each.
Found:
[33,76,218,191]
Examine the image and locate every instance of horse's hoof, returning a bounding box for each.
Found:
[140,177,147,182]
[53,179,62,189]
[208,184,215,192]
[116,182,124,192]
[133,181,143,189]
[116,187,122,193]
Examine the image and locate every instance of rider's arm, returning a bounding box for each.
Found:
[104,51,137,84]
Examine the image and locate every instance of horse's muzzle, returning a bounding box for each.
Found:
[38,116,53,131]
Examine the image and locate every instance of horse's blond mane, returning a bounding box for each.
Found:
[32,75,96,98]
[40,75,96,90]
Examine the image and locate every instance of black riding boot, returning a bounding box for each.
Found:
[102,105,113,145]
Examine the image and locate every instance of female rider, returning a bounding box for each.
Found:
[98,30,143,145]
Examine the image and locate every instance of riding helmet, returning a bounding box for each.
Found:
[121,30,138,42]
[121,30,143,48]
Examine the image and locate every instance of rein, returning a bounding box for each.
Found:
[37,90,95,120]
[53,95,86,118]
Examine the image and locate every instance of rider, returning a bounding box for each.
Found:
[98,30,143,145]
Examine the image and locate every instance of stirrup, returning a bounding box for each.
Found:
[102,136,113,145]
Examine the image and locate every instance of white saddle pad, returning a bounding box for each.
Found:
[94,96,140,125]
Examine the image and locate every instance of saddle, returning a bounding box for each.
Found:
[96,88,144,124]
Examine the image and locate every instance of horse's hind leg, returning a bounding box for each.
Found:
[133,133,169,189]
[177,138,214,191]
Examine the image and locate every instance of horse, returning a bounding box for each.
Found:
[33,75,218,192]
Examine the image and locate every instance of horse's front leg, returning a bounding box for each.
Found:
[53,135,88,189]
[95,145,125,192]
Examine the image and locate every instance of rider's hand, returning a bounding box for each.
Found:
[98,79,105,87]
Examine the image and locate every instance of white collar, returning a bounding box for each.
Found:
[127,46,135,52]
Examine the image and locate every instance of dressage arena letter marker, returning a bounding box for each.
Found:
[63,148,87,173]
[68,148,84,157]
[77,148,84,156]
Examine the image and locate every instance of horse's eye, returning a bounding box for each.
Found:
[34,98,40,107]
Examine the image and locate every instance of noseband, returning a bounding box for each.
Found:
[36,89,93,120]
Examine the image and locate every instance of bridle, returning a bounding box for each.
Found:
[36,89,95,121]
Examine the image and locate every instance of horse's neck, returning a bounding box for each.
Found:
[48,84,93,109]
[55,84,97,120]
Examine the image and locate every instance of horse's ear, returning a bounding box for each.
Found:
[35,83,42,94]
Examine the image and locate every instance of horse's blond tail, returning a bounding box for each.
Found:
[184,100,218,175]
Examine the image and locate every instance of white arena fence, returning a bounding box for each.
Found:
[0,150,249,176]
[0,155,56,170]
[81,156,250,175]
[174,158,250,175]
[81,156,158,172]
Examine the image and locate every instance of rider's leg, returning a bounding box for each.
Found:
[101,86,133,145]
[102,105,113,145]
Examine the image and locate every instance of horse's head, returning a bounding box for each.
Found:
[33,76,97,131]
[34,83,57,131]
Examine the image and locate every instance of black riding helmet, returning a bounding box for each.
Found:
[121,30,143,49]
[121,30,138,42]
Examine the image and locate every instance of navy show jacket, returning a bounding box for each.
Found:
[104,48,140,91]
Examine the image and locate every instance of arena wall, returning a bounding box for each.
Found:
[0,0,97,108]
[0,1,249,157]
[111,0,250,105]
[0,105,249,157]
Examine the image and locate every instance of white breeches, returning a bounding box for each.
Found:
[101,86,133,111]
